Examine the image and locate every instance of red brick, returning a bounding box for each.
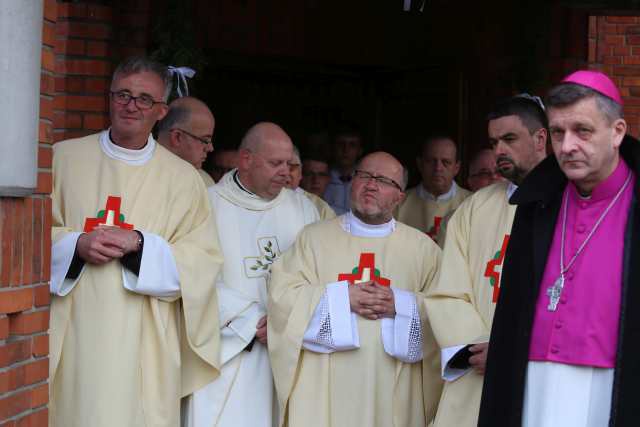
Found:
[630,86,640,96]
[41,48,55,73]
[613,66,639,76]
[37,147,52,170]
[0,389,30,420]
[42,21,55,47]
[589,16,597,38]
[0,316,8,340]
[10,201,24,287]
[628,35,640,45]
[9,310,49,335]
[86,40,110,57]
[600,23,618,35]
[0,339,31,368]
[31,200,42,285]
[32,335,47,358]
[0,200,12,287]
[85,78,109,94]
[57,2,87,18]
[38,121,52,145]
[55,22,112,40]
[54,95,107,112]
[87,4,113,21]
[42,198,51,282]
[603,34,625,45]
[84,114,108,130]
[43,0,57,22]
[55,76,85,93]
[32,286,49,308]
[0,289,32,315]
[54,38,85,56]
[21,199,33,286]
[40,73,55,96]
[623,56,640,65]
[603,55,623,65]
[39,97,53,120]
[24,359,48,385]
[588,39,596,63]
[56,58,111,76]
[53,111,82,129]
[607,16,639,24]
[623,77,640,86]
[35,172,52,195]
[17,408,48,427]
[613,45,631,56]
[30,383,48,408]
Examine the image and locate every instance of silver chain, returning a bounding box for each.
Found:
[560,171,633,275]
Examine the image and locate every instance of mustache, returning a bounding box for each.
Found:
[496,155,514,165]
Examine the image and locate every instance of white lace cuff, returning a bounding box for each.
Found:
[381,288,423,363]
[302,281,360,353]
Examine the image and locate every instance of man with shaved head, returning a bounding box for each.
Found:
[269,152,443,427]
[183,122,320,427]
[157,96,216,186]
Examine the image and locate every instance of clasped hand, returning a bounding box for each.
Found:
[349,281,395,320]
[76,226,140,265]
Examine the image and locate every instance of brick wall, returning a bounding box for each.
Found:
[0,0,56,424]
[588,15,640,137]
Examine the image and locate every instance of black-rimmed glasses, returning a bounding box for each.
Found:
[172,128,213,146]
[353,169,403,191]
[110,91,166,110]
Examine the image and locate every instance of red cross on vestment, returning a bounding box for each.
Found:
[483,234,510,303]
[337,253,391,287]
[83,196,134,232]
[426,216,443,240]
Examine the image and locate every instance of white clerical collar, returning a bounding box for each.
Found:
[215,168,287,211]
[417,181,458,202]
[340,211,395,238]
[506,182,518,200]
[99,129,155,165]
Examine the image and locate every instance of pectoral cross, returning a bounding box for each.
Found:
[546,276,564,311]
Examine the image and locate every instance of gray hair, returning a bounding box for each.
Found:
[291,145,301,164]
[156,105,190,136]
[112,56,172,101]
[546,83,623,123]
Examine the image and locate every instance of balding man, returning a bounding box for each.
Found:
[157,96,216,186]
[396,135,471,242]
[269,152,443,427]
[183,122,320,427]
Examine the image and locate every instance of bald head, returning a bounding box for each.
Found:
[351,151,406,225]
[156,96,215,169]
[237,122,294,200]
[239,122,293,153]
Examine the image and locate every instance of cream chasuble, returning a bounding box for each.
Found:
[198,168,216,187]
[297,188,336,221]
[395,182,470,244]
[183,170,320,427]
[425,181,516,427]
[268,214,443,427]
[50,131,224,427]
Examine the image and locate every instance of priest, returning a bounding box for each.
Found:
[183,122,320,427]
[269,152,443,427]
[396,135,470,242]
[479,71,640,426]
[49,56,224,427]
[426,95,548,427]
[157,96,216,187]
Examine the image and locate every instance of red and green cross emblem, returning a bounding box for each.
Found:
[84,196,134,232]
[338,253,391,287]
[483,234,510,303]
[426,216,443,240]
